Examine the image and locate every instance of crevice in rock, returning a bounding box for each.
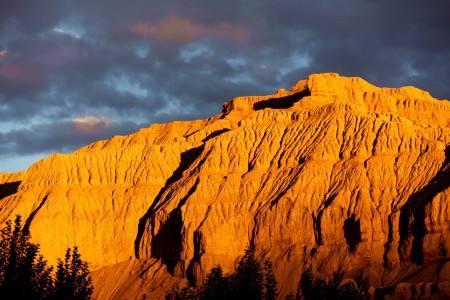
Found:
[269,162,307,208]
[253,89,310,110]
[383,213,395,268]
[185,127,230,142]
[374,286,396,299]
[134,146,204,259]
[0,181,20,201]
[343,215,362,253]
[186,204,213,285]
[150,178,199,274]
[269,175,300,207]
[439,240,448,258]
[160,146,205,196]
[202,128,230,143]
[399,145,450,264]
[24,195,48,232]
[150,210,183,273]
[313,194,337,246]
[436,258,450,277]
[186,229,203,285]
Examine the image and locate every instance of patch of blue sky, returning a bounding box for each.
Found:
[53,21,85,39]
[134,43,150,59]
[226,57,246,69]
[179,43,211,63]
[0,153,49,172]
[104,73,149,99]
[155,94,196,117]
[278,53,312,77]
[225,73,256,85]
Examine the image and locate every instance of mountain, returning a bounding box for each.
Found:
[1,73,450,299]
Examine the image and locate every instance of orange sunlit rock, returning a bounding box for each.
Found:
[1,73,450,299]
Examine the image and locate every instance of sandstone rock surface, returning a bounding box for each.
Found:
[1,73,450,299]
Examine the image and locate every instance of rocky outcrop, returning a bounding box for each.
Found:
[1,73,450,299]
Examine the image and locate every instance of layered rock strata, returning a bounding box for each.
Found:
[1,73,450,298]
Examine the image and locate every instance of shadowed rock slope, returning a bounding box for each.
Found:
[1,73,450,299]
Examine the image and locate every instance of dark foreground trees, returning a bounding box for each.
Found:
[166,247,278,300]
[0,216,93,300]
[1,215,370,299]
[167,247,370,300]
[297,268,370,300]
[54,247,93,300]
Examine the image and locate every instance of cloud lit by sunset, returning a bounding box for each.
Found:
[1,1,449,173]
[130,14,249,42]
[72,116,111,133]
[53,27,82,39]
[0,50,8,58]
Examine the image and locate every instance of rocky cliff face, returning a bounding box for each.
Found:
[1,73,450,299]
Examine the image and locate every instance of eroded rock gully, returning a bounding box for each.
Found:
[1,73,450,299]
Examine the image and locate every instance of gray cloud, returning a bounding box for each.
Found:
[0,118,145,156]
[1,0,450,170]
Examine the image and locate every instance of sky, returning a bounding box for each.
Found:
[1,1,450,172]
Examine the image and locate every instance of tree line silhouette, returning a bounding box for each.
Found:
[0,216,93,300]
[1,215,370,300]
[166,247,370,300]
[166,246,278,300]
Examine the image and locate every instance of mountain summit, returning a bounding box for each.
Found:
[1,73,450,299]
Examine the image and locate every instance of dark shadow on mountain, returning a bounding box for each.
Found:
[134,146,204,259]
[185,128,230,142]
[0,181,20,201]
[150,178,199,274]
[344,215,362,253]
[399,145,450,264]
[313,194,337,246]
[202,129,230,143]
[383,215,395,268]
[24,195,48,232]
[253,89,310,110]
[186,229,203,285]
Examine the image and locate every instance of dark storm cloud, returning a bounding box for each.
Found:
[1,0,450,170]
[0,118,145,156]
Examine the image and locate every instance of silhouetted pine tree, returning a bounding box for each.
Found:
[299,268,315,300]
[54,247,93,300]
[0,215,93,300]
[231,246,264,300]
[297,268,369,300]
[262,261,277,300]
[0,219,12,287]
[200,266,228,300]
[0,216,54,300]
[167,246,278,300]
[166,285,198,300]
[32,255,54,299]
[284,293,296,300]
